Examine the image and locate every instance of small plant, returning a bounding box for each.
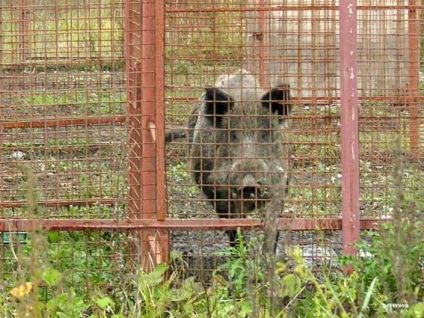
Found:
[210,230,305,317]
[215,230,263,296]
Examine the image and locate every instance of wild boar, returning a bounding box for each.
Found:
[188,69,292,246]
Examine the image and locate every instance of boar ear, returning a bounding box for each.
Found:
[204,87,234,127]
[261,84,292,123]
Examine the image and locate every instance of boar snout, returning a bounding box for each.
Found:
[235,174,260,198]
[231,174,271,216]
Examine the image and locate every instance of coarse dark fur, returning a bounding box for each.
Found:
[187,69,292,246]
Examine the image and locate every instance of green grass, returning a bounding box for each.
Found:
[2,218,422,317]
[10,89,126,119]
[2,0,245,69]
[0,2,423,316]
[1,1,124,66]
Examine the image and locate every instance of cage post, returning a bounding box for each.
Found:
[0,66,3,219]
[125,0,168,271]
[18,0,31,63]
[140,0,168,270]
[339,0,360,273]
[153,0,169,266]
[408,0,420,155]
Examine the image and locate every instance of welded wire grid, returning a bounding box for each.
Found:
[0,0,422,295]
[356,0,423,219]
[0,0,127,218]
[165,0,422,272]
[165,0,342,270]
[0,0,129,298]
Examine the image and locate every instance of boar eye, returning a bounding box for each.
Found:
[259,130,272,142]
[229,131,239,143]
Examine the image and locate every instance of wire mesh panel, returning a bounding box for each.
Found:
[165,0,422,278]
[0,0,422,312]
[165,0,342,276]
[0,0,131,308]
[1,0,127,216]
[356,0,423,219]
[125,0,169,270]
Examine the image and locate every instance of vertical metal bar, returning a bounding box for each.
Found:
[0,29,3,219]
[155,0,167,223]
[139,0,167,270]
[124,0,168,271]
[18,0,31,63]
[125,0,160,271]
[138,0,159,271]
[154,0,169,263]
[140,0,156,221]
[124,0,148,268]
[258,0,267,88]
[125,1,143,224]
[339,0,360,272]
[408,0,420,154]
[0,3,3,219]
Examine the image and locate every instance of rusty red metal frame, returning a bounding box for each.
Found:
[0,218,387,232]
[18,0,31,63]
[124,0,168,269]
[408,0,420,154]
[339,0,360,269]
[1,1,420,272]
[168,5,424,13]
[258,0,267,88]
[2,116,126,129]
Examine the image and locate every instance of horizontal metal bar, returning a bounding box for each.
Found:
[167,96,424,103]
[2,142,120,152]
[0,218,388,232]
[1,112,417,132]
[1,58,121,69]
[2,116,126,130]
[0,198,121,208]
[168,5,424,14]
